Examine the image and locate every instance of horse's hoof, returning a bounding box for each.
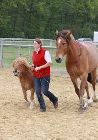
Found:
[93,99,98,102]
[83,106,88,110]
[79,102,88,112]
[87,98,93,106]
[93,96,98,102]
[88,102,93,107]
[78,106,87,113]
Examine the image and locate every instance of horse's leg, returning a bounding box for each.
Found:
[70,76,80,98]
[87,73,92,84]
[85,82,90,99]
[85,82,93,105]
[29,88,35,109]
[91,68,98,102]
[79,73,88,109]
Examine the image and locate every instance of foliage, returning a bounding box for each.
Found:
[0,0,98,39]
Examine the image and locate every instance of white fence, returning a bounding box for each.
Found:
[0,38,56,67]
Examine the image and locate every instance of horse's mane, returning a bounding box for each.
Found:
[56,30,75,41]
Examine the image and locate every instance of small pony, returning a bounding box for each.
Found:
[13,57,35,109]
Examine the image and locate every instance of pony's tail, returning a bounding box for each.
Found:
[87,73,92,84]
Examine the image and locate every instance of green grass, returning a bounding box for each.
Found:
[2,46,65,68]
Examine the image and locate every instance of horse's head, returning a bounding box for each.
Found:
[55,30,72,63]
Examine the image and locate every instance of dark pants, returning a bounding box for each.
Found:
[34,76,57,110]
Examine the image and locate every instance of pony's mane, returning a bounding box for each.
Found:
[13,57,30,68]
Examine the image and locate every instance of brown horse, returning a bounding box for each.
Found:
[55,30,98,110]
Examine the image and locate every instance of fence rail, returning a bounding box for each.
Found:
[0,38,56,67]
[1,38,98,68]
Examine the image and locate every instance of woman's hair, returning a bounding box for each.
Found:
[34,38,42,46]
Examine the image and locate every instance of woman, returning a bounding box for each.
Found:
[32,38,58,112]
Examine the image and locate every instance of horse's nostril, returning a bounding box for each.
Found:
[55,58,62,63]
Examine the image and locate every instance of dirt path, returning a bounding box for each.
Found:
[0,68,98,140]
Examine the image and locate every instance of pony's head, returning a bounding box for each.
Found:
[55,30,73,63]
[12,57,30,77]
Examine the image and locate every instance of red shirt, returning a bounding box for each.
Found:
[32,47,50,78]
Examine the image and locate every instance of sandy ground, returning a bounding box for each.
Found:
[0,68,98,140]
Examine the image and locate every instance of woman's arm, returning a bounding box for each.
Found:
[35,50,52,71]
[35,62,51,71]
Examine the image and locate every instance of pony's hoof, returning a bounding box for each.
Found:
[29,102,34,109]
[34,99,38,105]
[29,105,34,109]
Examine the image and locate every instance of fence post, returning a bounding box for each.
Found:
[0,39,3,67]
[16,45,21,58]
[50,39,53,48]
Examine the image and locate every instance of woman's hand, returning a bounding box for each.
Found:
[35,66,41,71]
[34,63,51,71]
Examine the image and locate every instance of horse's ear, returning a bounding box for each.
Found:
[66,30,72,37]
[67,30,75,40]
[56,30,59,35]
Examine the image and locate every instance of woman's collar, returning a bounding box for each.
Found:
[35,47,41,53]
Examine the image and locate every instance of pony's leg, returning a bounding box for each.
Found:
[85,82,93,105]
[91,68,98,102]
[22,89,28,102]
[29,88,35,109]
[79,74,88,109]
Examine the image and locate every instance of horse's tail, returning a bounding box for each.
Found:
[87,73,92,84]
